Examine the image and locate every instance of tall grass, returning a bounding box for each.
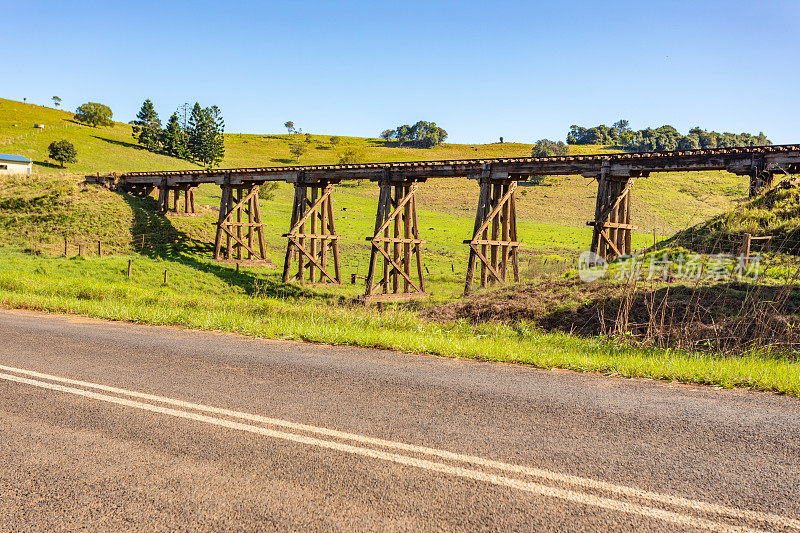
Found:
[0,249,798,395]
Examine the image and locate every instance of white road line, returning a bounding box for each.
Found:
[0,371,758,532]
[1,364,796,530]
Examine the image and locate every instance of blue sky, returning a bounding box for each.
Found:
[2,0,798,144]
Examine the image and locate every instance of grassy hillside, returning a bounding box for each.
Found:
[667,176,800,254]
[2,173,635,299]
[1,97,746,233]
[1,98,798,394]
[1,98,572,172]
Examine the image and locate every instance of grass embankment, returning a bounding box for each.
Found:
[432,272,800,353]
[1,249,798,395]
[669,176,800,253]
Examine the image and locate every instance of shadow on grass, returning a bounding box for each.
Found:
[92,136,142,150]
[32,160,64,169]
[119,192,314,300]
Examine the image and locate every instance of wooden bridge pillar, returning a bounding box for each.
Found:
[362,176,428,302]
[463,177,521,295]
[282,179,342,285]
[126,184,154,197]
[156,186,170,214]
[589,162,636,261]
[180,185,198,214]
[749,160,774,198]
[214,183,269,264]
[157,185,198,215]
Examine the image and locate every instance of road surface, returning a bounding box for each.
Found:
[0,308,798,531]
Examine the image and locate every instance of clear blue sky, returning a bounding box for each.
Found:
[3,0,798,144]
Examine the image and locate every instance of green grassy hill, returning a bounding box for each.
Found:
[0,96,751,297]
[667,176,800,254]
[0,97,746,235]
[1,97,573,172]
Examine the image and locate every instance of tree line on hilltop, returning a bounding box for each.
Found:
[566,120,770,152]
[530,120,771,157]
[60,97,776,167]
[380,121,448,148]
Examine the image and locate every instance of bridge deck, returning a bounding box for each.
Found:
[121,144,800,185]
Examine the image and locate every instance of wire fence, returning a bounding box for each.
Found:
[0,122,80,147]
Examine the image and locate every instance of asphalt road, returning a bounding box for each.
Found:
[0,308,798,532]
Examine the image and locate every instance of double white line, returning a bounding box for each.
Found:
[0,363,796,532]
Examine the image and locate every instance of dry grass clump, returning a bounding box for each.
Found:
[428,275,800,355]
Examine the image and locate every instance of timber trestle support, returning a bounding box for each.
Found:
[214,183,270,264]
[589,162,637,261]
[282,179,342,285]
[749,159,775,198]
[362,177,428,302]
[157,184,198,215]
[463,177,521,295]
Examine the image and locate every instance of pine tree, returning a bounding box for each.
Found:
[131,99,162,151]
[186,103,204,161]
[163,112,188,158]
[205,105,225,168]
[186,103,225,167]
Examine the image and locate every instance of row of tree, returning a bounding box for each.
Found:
[380,121,448,148]
[132,100,225,167]
[566,120,771,152]
[627,126,770,152]
[531,139,569,157]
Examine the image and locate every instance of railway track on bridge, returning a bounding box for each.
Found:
[96,144,800,301]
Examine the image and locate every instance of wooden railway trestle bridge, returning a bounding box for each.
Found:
[119,144,800,302]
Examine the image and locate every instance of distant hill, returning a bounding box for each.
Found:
[0,97,748,234]
[0,97,615,175]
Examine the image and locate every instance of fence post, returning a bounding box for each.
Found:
[78,244,85,257]
[127,259,133,278]
[742,233,752,265]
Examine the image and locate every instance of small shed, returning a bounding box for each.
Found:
[0,154,33,175]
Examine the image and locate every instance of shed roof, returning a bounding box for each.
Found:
[0,154,32,163]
